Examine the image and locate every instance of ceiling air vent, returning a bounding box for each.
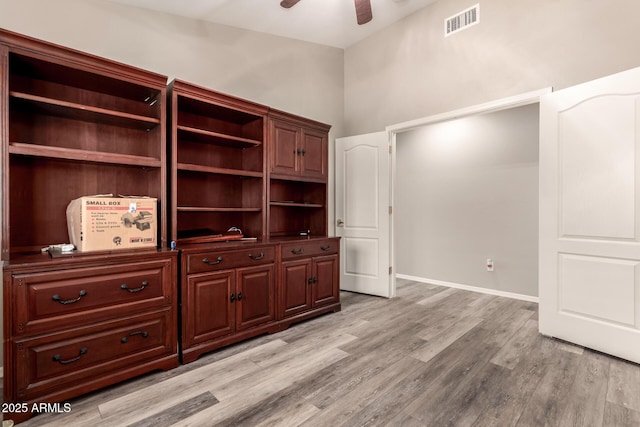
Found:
[445,4,479,37]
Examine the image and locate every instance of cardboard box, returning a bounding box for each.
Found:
[66,195,157,252]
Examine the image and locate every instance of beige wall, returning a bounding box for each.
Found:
[344,0,640,135]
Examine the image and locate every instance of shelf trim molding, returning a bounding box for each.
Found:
[176,163,263,178]
[9,143,162,167]
[270,201,324,208]
[177,125,262,147]
[10,91,160,129]
[177,207,262,213]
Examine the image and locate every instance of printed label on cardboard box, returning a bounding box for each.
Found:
[67,196,157,252]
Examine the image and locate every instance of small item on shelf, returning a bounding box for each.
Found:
[299,230,311,236]
[41,243,75,256]
[227,226,243,235]
[177,227,244,244]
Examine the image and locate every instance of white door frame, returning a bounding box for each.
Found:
[384,88,552,297]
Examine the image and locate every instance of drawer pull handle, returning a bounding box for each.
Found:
[203,256,223,265]
[291,248,304,255]
[249,252,265,260]
[308,276,318,285]
[321,245,331,251]
[121,281,149,293]
[52,347,87,365]
[52,290,87,305]
[230,293,236,302]
[121,331,149,344]
[237,292,243,301]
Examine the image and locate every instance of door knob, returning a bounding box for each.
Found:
[337,219,344,227]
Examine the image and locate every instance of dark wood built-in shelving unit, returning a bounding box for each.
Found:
[1,29,340,425]
[168,81,340,364]
[267,109,330,238]
[1,29,178,424]
[168,80,268,242]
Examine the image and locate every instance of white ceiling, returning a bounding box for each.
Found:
[106,0,440,48]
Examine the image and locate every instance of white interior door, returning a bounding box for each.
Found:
[336,132,391,298]
[539,66,640,363]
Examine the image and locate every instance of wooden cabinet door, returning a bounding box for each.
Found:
[280,258,312,318]
[236,264,275,330]
[301,129,327,179]
[185,270,235,345]
[312,255,339,307]
[270,119,300,176]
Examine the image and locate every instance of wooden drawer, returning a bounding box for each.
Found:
[11,259,173,337]
[13,308,174,401]
[281,238,338,260]
[186,246,275,274]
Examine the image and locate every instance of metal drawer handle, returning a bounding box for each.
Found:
[52,290,87,305]
[291,248,304,255]
[249,252,265,260]
[52,347,87,365]
[121,331,149,344]
[203,256,223,265]
[121,281,148,293]
[230,293,236,302]
[320,245,331,251]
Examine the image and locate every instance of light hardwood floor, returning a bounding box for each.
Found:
[8,279,640,426]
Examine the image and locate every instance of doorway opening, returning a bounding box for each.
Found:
[385,88,550,299]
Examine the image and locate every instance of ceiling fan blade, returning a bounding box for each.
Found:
[354,0,373,25]
[280,0,302,8]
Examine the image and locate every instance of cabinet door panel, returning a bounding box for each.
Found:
[236,264,275,330]
[301,129,327,179]
[280,259,312,318]
[185,270,235,345]
[270,120,299,175]
[313,255,339,307]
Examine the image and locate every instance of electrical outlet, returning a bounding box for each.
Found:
[486,258,494,272]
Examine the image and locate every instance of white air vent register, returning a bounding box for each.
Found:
[445,4,479,37]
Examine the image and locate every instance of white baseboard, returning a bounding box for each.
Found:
[396,274,539,303]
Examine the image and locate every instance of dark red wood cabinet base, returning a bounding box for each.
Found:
[180,237,341,364]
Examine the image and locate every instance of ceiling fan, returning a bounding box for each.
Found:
[280,0,373,25]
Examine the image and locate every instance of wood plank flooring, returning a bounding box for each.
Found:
[8,279,640,426]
